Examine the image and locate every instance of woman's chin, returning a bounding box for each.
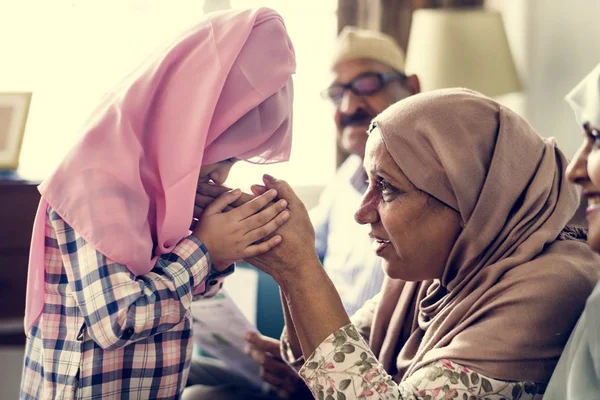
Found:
[382,261,413,281]
[382,259,441,282]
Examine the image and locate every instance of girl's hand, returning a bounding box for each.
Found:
[193,183,256,218]
[192,188,289,271]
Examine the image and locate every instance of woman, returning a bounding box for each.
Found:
[545,63,600,399]
[246,89,600,399]
[20,8,295,399]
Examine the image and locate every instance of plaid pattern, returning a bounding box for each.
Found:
[20,207,229,399]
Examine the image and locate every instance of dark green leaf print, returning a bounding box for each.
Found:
[512,383,522,399]
[318,390,324,400]
[306,362,319,370]
[333,352,345,363]
[326,395,334,400]
[360,352,368,361]
[339,379,352,391]
[337,391,347,400]
[443,384,450,393]
[362,361,373,370]
[339,344,355,354]
[443,370,453,379]
[470,372,480,385]
[460,372,470,387]
[463,394,468,400]
[481,378,493,393]
[423,395,432,400]
[333,330,347,347]
[333,330,347,340]
[354,360,363,366]
[326,387,334,395]
[523,382,538,395]
[345,326,361,341]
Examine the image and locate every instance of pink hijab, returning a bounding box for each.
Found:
[25,7,296,332]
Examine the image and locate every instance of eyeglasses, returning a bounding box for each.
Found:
[321,71,408,104]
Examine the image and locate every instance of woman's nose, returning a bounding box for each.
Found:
[566,142,590,185]
[355,189,379,225]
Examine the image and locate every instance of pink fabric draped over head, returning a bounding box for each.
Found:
[363,89,600,383]
[25,7,296,331]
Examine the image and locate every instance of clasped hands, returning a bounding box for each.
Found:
[193,175,317,281]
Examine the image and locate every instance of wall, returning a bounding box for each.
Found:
[1,0,338,188]
[491,0,600,158]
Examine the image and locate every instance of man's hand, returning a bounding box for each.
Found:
[244,332,311,399]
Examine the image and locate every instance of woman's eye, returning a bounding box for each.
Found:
[377,178,396,196]
[591,130,600,148]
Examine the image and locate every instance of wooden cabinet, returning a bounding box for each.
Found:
[0,176,40,345]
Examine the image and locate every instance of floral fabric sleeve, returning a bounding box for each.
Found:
[298,323,546,400]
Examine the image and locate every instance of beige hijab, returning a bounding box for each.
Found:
[366,88,600,383]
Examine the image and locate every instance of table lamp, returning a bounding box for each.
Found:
[405,8,521,97]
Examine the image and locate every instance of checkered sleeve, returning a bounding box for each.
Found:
[48,208,222,351]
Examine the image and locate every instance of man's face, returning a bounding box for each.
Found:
[332,59,419,159]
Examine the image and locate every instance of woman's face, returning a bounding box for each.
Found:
[355,131,463,281]
[198,158,239,185]
[566,123,600,251]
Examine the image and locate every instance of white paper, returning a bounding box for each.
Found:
[221,267,259,326]
[191,289,263,387]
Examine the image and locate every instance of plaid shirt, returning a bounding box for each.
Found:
[20,207,231,399]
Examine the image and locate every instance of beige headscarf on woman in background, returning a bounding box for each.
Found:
[361,88,600,384]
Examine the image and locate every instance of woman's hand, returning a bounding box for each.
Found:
[249,176,351,359]
[192,188,289,271]
[244,175,320,283]
[244,332,310,399]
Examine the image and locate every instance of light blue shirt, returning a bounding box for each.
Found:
[310,155,385,316]
[545,281,600,399]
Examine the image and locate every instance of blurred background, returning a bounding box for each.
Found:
[1,0,599,397]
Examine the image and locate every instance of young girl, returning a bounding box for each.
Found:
[20,8,295,399]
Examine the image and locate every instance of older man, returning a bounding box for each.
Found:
[184,27,420,400]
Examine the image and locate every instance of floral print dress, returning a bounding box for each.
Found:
[297,324,546,400]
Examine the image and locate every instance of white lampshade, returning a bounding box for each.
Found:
[405,8,521,97]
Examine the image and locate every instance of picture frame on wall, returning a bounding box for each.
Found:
[0,92,32,170]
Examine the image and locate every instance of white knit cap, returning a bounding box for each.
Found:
[331,26,406,72]
[566,63,600,128]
